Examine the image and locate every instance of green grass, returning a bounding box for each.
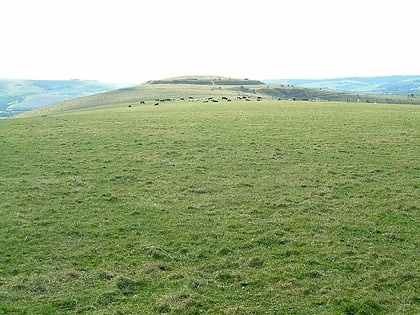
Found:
[1,100,419,314]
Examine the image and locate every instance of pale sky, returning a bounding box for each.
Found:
[1,0,418,84]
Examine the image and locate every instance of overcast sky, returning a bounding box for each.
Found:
[1,0,418,83]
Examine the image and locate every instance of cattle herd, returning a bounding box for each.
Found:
[134,95,266,107]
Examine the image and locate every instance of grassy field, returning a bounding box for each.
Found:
[1,100,419,314]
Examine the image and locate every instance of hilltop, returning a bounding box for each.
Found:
[14,75,420,118]
[148,76,264,86]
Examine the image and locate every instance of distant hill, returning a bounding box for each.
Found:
[15,76,267,117]
[0,79,130,118]
[265,75,420,94]
[15,75,420,118]
[4,75,420,118]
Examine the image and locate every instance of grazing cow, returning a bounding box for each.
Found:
[257,96,262,101]
[154,102,159,106]
[139,101,145,104]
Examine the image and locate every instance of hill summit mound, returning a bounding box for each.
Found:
[148,76,264,86]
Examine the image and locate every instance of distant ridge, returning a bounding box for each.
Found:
[265,75,420,94]
[0,79,129,118]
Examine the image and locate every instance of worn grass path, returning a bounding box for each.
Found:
[1,101,419,314]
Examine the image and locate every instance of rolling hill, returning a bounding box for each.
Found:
[15,75,420,118]
[0,79,130,118]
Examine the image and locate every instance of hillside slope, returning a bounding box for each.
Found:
[14,76,265,117]
[0,79,128,118]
